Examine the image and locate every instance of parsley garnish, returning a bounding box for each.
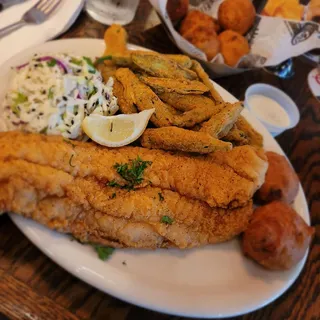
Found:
[111,192,117,199]
[158,193,164,201]
[107,180,122,187]
[69,154,76,167]
[47,59,57,67]
[94,246,115,261]
[112,156,152,190]
[95,55,112,65]
[161,216,174,225]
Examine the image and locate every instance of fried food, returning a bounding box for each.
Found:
[0,132,268,209]
[218,30,250,67]
[113,79,138,114]
[180,10,221,60]
[141,127,232,154]
[181,26,220,61]
[132,52,197,80]
[0,159,253,248]
[262,0,303,20]
[200,102,243,138]
[166,0,189,22]
[140,76,209,95]
[242,202,314,270]
[158,92,222,112]
[256,152,300,204]
[115,68,175,127]
[223,124,249,146]
[158,92,223,128]
[103,24,128,57]
[191,60,223,103]
[180,10,215,35]
[218,0,256,35]
[236,116,263,148]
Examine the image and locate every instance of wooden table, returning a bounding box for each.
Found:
[0,1,319,319]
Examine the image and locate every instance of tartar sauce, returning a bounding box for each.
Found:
[248,95,290,128]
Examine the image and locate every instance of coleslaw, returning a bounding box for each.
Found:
[1,54,118,139]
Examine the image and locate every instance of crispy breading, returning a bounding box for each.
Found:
[159,92,222,112]
[223,124,249,145]
[200,102,243,138]
[141,127,232,154]
[113,79,138,114]
[236,115,264,148]
[132,53,197,80]
[191,60,223,103]
[140,76,209,95]
[0,132,268,209]
[0,159,253,249]
[115,68,175,127]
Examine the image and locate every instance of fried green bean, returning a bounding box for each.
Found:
[140,76,209,95]
[191,60,223,103]
[200,102,243,138]
[132,53,197,80]
[141,127,232,154]
[113,79,138,114]
[115,68,175,127]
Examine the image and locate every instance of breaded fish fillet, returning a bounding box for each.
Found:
[0,159,253,249]
[0,132,267,208]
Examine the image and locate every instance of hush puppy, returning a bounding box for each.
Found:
[218,0,256,35]
[218,30,250,67]
[256,151,300,204]
[180,11,220,61]
[242,201,314,270]
[166,0,189,22]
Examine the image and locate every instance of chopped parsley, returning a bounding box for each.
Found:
[94,246,115,261]
[107,180,122,187]
[69,154,76,167]
[10,105,20,116]
[111,192,117,199]
[47,59,57,67]
[161,216,174,225]
[110,156,152,190]
[158,192,164,201]
[95,55,112,65]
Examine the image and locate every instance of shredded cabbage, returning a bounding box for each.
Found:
[1,53,118,139]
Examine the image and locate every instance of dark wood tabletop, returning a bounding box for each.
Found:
[0,1,319,319]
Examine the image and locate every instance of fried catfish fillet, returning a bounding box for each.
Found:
[132,53,197,80]
[140,76,210,95]
[0,132,267,209]
[141,127,232,154]
[0,159,253,249]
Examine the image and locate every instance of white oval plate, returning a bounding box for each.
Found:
[0,39,310,318]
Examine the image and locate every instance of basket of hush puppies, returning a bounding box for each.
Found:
[150,0,320,77]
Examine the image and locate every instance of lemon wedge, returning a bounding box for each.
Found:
[82,109,155,147]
